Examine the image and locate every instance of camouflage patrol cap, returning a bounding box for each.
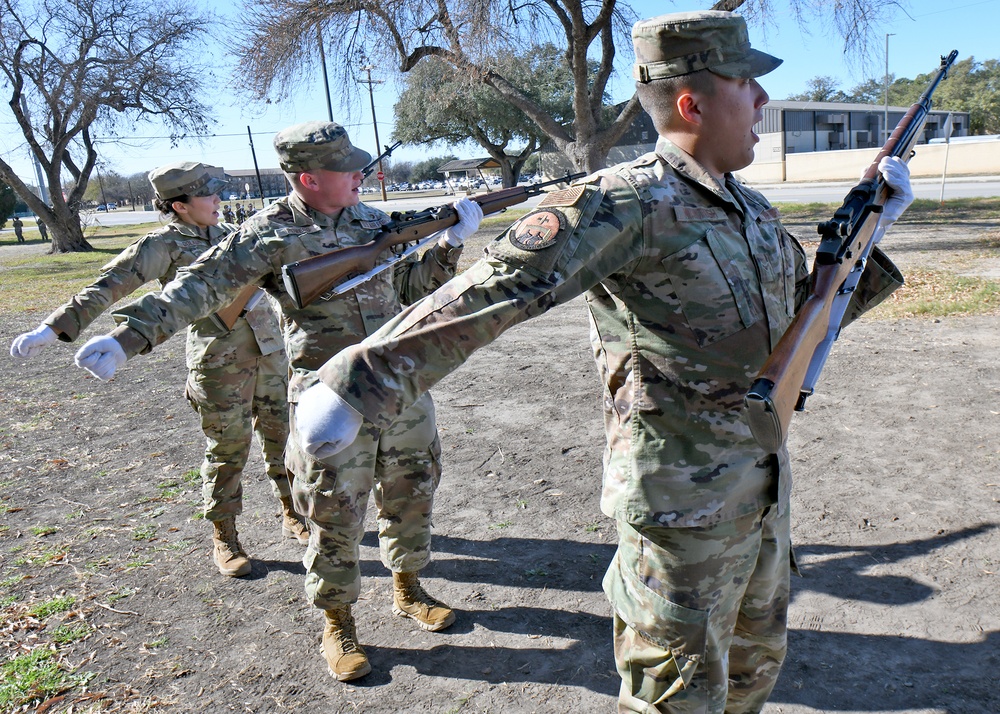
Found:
[273,121,372,173]
[632,11,782,83]
[148,162,229,201]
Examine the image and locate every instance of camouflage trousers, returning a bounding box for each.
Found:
[603,506,790,713]
[286,391,442,610]
[184,350,291,522]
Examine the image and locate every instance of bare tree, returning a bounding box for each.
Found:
[233,0,908,174]
[233,0,639,174]
[0,0,213,252]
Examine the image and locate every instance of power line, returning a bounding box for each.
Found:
[92,120,385,144]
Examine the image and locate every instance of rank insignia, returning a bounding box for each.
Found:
[510,210,565,251]
[538,185,585,208]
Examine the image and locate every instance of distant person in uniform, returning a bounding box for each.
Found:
[36,220,48,242]
[12,216,24,243]
[11,161,307,579]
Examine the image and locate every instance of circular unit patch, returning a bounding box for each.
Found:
[510,210,566,251]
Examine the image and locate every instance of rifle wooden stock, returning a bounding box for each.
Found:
[744,214,881,453]
[743,49,957,453]
[281,173,584,308]
[209,285,263,331]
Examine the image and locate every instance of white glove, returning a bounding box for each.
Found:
[443,198,484,247]
[878,156,914,229]
[74,335,127,381]
[296,382,364,460]
[10,324,57,358]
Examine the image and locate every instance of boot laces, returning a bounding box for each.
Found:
[328,610,360,653]
[214,520,244,556]
[403,581,443,608]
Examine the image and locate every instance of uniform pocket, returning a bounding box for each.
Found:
[603,528,709,663]
[662,228,762,346]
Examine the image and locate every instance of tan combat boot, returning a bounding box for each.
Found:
[211,517,251,577]
[322,606,371,681]
[278,495,309,545]
[392,571,455,632]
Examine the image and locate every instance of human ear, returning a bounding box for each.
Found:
[298,172,318,190]
[676,91,702,126]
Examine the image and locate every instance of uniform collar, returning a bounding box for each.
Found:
[170,220,228,243]
[287,192,386,230]
[654,136,743,210]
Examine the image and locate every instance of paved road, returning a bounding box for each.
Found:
[759,176,1000,203]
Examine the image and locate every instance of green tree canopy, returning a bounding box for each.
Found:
[409,156,458,184]
[793,57,1000,134]
[892,57,1000,134]
[786,76,849,103]
[393,45,580,186]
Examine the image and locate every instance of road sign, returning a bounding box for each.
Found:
[376,171,385,182]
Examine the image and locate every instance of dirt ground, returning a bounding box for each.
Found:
[1,212,999,714]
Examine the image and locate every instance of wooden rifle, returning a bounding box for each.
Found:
[743,50,959,453]
[208,143,405,328]
[281,173,585,309]
[209,285,266,331]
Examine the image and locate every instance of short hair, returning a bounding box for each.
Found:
[637,69,717,131]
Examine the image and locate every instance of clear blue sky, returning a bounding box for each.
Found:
[0,0,996,186]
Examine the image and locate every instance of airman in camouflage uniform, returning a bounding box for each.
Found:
[294,12,910,713]
[72,122,484,682]
[10,162,306,580]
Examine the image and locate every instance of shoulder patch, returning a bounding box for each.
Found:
[537,186,586,208]
[510,210,566,251]
[674,205,728,222]
[359,219,386,230]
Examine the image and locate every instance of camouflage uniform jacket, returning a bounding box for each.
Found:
[315,138,900,529]
[45,221,283,370]
[108,193,463,401]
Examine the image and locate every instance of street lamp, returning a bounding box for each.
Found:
[884,33,895,142]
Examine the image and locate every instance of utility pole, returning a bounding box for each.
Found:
[884,33,895,142]
[359,65,387,202]
[317,27,334,122]
[247,126,266,209]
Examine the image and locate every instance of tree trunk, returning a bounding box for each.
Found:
[47,208,93,253]
[563,140,613,175]
[500,163,516,188]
